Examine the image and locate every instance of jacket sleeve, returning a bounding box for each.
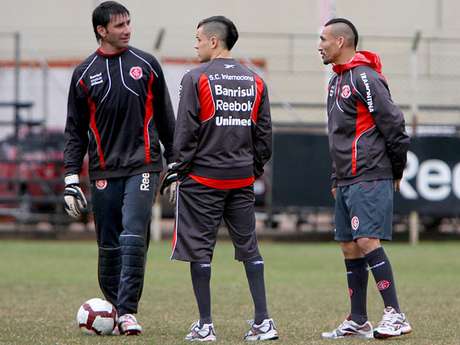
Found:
[355,68,410,180]
[331,161,337,189]
[252,80,272,178]
[64,70,90,176]
[327,76,337,188]
[151,58,176,165]
[173,73,201,175]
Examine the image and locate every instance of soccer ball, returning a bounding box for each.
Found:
[76,298,118,335]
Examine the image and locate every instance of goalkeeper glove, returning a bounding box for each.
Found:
[160,163,179,204]
[64,174,88,220]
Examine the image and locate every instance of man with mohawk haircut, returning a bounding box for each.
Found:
[161,15,278,342]
[318,17,412,340]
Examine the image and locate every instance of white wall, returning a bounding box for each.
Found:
[1,0,459,59]
[1,0,459,132]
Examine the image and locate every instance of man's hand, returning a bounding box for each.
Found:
[160,165,178,204]
[331,187,337,200]
[394,179,401,192]
[64,174,88,220]
[165,180,178,204]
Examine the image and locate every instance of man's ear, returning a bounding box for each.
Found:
[97,25,107,39]
[337,36,345,49]
[209,35,219,49]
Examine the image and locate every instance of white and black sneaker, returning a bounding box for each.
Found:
[321,318,373,339]
[118,314,142,335]
[244,318,279,341]
[185,321,216,342]
[374,307,412,339]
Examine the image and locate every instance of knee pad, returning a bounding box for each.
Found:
[99,247,122,278]
[120,235,146,277]
[98,247,122,303]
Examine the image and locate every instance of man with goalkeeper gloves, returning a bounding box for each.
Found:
[63,1,175,335]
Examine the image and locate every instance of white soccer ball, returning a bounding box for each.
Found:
[76,298,118,335]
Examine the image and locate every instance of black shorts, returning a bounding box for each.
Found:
[171,177,260,263]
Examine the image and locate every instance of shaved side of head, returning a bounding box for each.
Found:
[328,22,356,48]
[200,21,228,45]
[324,18,359,49]
[197,16,239,50]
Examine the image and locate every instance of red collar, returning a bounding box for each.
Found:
[96,47,128,57]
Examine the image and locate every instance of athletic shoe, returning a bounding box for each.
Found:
[321,318,373,339]
[184,321,216,342]
[244,318,279,341]
[118,314,142,335]
[374,306,412,339]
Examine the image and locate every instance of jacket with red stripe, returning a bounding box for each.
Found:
[327,51,410,188]
[173,58,272,184]
[64,46,175,180]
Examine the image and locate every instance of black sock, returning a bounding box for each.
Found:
[365,247,400,312]
[190,262,212,325]
[345,258,368,325]
[244,256,269,324]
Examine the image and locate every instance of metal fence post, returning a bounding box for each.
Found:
[151,200,162,242]
[409,211,420,245]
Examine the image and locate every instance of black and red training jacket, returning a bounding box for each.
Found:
[173,58,272,189]
[327,50,410,188]
[64,46,175,180]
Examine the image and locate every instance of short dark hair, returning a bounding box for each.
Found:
[197,16,239,50]
[92,1,130,41]
[324,17,359,49]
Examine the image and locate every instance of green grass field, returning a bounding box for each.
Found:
[0,240,459,345]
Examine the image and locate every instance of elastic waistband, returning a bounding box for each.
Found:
[337,169,393,187]
[190,164,253,179]
[189,174,254,190]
